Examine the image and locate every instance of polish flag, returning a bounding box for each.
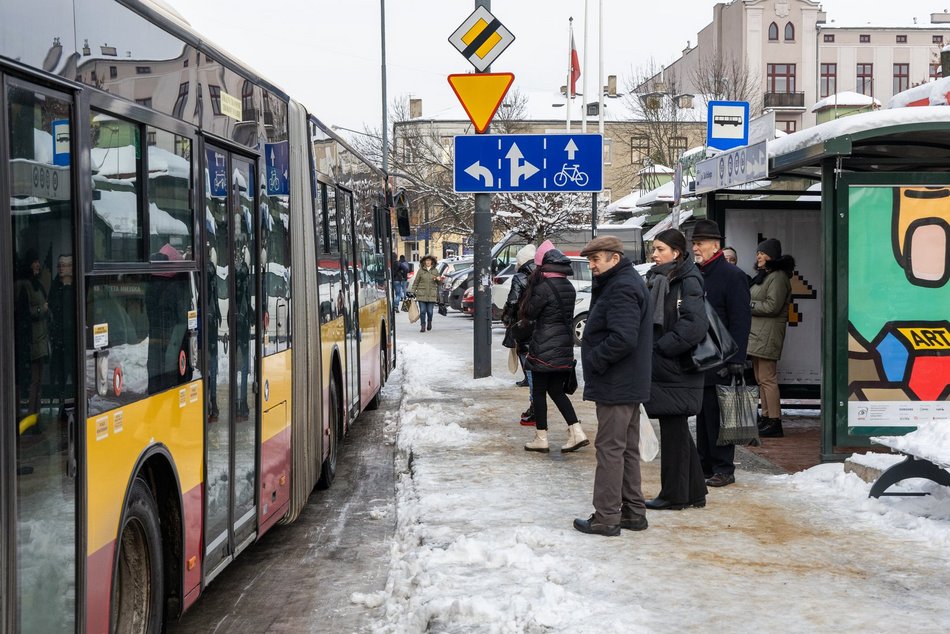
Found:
[569,30,581,97]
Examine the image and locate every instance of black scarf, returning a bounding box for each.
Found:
[646,260,679,327]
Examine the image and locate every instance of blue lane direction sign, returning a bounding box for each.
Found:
[454,133,602,193]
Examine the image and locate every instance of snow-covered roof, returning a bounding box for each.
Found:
[643,209,694,241]
[636,164,673,176]
[888,76,950,108]
[811,91,881,112]
[604,190,642,214]
[94,189,189,236]
[636,180,676,207]
[769,107,950,159]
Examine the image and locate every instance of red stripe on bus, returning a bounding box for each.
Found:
[259,425,292,535]
[86,541,115,634]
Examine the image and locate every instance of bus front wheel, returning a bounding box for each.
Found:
[112,478,164,634]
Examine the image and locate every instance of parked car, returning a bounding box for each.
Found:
[570,263,654,345]
[461,286,475,316]
[491,256,594,320]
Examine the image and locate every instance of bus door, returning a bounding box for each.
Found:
[338,188,360,418]
[203,146,259,581]
[3,77,79,631]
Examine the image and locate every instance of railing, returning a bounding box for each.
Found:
[764,92,805,108]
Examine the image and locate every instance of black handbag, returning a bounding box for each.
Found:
[564,360,578,395]
[502,326,518,349]
[683,299,739,373]
[437,303,448,316]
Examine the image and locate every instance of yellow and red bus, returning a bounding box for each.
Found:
[0,1,397,631]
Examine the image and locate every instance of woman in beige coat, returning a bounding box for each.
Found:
[747,238,795,438]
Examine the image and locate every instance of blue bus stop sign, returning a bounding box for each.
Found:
[707,100,749,151]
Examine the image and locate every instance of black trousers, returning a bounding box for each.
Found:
[531,371,577,431]
[657,415,708,504]
[696,385,735,477]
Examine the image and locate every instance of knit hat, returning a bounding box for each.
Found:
[691,219,722,240]
[757,238,782,261]
[516,244,537,268]
[580,234,625,256]
[534,239,555,265]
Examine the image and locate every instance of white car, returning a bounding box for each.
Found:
[491,256,594,320]
[571,262,654,345]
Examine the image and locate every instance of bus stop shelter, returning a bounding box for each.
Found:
[700,108,950,460]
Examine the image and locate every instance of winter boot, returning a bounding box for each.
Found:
[520,405,535,427]
[759,417,784,438]
[757,414,769,432]
[562,423,590,452]
[524,430,549,452]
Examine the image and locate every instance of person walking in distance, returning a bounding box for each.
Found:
[573,236,653,536]
[690,219,751,488]
[393,254,409,304]
[503,244,537,424]
[748,238,795,438]
[408,254,442,332]
[643,230,709,510]
[521,240,586,453]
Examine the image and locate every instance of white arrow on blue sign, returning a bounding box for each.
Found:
[454,133,603,193]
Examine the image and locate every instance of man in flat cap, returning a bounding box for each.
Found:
[573,235,653,536]
[690,219,751,487]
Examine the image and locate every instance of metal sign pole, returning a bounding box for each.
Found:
[473,0,492,379]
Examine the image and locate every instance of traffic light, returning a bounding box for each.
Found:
[394,189,411,238]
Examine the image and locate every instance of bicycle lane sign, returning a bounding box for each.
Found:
[453,133,602,193]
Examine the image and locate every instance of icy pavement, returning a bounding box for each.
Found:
[356,312,950,633]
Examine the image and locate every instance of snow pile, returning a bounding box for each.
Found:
[873,419,950,467]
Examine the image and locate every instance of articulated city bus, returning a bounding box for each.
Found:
[0,1,396,631]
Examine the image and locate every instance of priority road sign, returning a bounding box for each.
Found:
[454,133,603,193]
[448,6,515,72]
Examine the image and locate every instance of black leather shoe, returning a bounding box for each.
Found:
[705,473,736,487]
[620,512,649,531]
[573,514,620,536]
[759,418,784,438]
[645,498,705,510]
[515,378,529,387]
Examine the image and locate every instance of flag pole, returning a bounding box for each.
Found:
[582,0,589,133]
[598,0,604,136]
[566,17,573,132]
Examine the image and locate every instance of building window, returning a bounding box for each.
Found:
[824,33,835,43]
[146,130,157,146]
[768,22,779,41]
[857,63,874,96]
[784,22,795,41]
[860,34,870,43]
[894,63,910,94]
[90,70,97,83]
[183,58,189,68]
[135,66,151,74]
[135,97,153,108]
[767,63,796,93]
[668,136,687,161]
[779,120,797,134]
[603,138,613,166]
[935,35,945,44]
[630,135,650,164]
[209,85,222,115]
[172,81,189,118]
[241,80,255,121]
[897,34,907,43]
[109,65,117,79]
[820,63,837,98]
[932,63,942,80]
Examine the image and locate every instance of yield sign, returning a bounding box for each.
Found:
[447,72,514,134]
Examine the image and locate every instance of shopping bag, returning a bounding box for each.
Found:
[438,303,448,316]
[716,377,761,446]
[407,299,420,324]
[638,404,659,462]
[682,299,739,373]
[400,297,412,313]
[508,347,520,374]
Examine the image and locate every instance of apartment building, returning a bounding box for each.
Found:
[648,0,950,131]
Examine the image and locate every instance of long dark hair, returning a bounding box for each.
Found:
[517,266,544,321]
[654,228,688,260]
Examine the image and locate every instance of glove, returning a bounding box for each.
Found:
[405,291,416,299]
[727,363,745,376]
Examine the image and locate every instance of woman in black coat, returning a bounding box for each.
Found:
[520,241,587,454]
[643,229,709,510]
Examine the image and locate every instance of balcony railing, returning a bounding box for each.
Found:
[764,92,805,109]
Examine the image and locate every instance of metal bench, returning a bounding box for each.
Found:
[868,435,950,498]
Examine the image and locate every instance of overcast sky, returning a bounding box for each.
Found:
[167,0,950,135]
